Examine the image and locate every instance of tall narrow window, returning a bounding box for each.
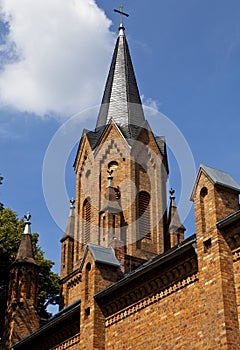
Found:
[137,191,151,247]
[85,262,91,302]
[83,198,91,243]
[62,243,66,269]
[200,187,208,234]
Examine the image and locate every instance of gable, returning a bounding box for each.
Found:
[94,121,130,157]
[79,243,120,271]
[74,130,93,173]
[191,164,240,201]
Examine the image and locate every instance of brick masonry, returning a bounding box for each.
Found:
[4,126,240,349]
[57,130,240,350]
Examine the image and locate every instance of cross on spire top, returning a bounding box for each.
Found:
[114,5,129,28]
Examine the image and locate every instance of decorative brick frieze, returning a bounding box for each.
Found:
[50,333,80,350]
[233,247,240,262]
[105,273,198,327]
[99,253,197,318]
[66,274,82,289]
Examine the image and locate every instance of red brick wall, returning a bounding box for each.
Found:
[60,270,81,308]
[192,170,240,348]
[234,254,240,327]
[79,250,119,350]
[2,299,40,349]
[223,223,240,329]
[106,279,203,349]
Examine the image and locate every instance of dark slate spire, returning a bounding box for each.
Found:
[15,212,36,265]
[96,22,145,129]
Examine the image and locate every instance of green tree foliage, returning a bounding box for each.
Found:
[0,207,60,338]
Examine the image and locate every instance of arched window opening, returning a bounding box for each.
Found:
[137,191,151,247]
[83,198,91,243]
[108,160,119,171]
[62,243,66,269]
[85,262,91,302]
[200,187,208,198]
[200,187,208,235]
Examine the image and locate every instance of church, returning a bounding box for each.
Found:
[2,11,240,350]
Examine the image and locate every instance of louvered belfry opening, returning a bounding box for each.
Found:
[83,198,91,243]
[137,191,151,248]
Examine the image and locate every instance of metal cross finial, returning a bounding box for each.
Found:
[114,5,129,27]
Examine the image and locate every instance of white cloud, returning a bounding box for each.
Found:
[0,0,115,118]
[141,96,162,118]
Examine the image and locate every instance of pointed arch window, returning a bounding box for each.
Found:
[83,198,91,243]
[200,187,208,235]
[137,191,151,247]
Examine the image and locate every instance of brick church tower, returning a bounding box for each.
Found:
[60,16,175,310]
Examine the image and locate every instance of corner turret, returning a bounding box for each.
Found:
[1,213,39,349]
[167,189,185,249]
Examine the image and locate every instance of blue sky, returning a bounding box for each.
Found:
[1,0,240,273]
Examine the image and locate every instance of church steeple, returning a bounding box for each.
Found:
[71,12,169,297]
[96,12,145,130]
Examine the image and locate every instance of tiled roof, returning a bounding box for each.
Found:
[80,243,120,269]
[15,234,37,265]
[191,164,240,201]
[85,124,166,157]
[15,217,36,266]
[201,164,240,191]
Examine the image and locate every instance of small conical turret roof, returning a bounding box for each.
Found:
[168,189,185,233]
[96,22,145,130]
[15,212,37,265]
[61,199,75,242]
